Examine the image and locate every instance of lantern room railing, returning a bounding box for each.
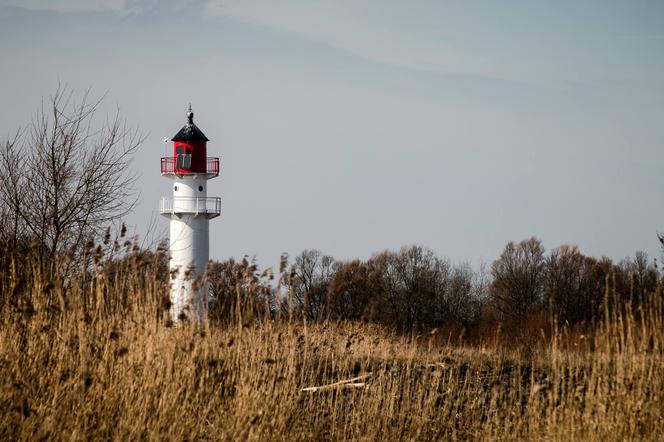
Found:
[160,157,220,177]
[159,196,222,218]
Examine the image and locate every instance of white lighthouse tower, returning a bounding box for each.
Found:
[160,106,220,322]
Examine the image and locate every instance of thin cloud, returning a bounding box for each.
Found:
[204,0,507,81]
[0,0,126,13]
[0,0,204,16]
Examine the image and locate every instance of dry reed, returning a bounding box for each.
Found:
[1,251,663,441]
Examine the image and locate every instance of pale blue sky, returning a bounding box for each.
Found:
[1,0,663,268]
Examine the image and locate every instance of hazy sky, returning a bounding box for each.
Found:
[1,0,663,268]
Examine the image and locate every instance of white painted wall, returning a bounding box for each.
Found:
[169,175,210,322]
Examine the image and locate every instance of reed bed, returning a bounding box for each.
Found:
[1,253,663,441]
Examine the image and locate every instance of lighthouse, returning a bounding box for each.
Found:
[160,106,221,322]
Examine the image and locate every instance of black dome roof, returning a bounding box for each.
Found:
[171,106,209,142]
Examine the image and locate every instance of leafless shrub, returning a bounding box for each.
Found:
[0,86,144,274]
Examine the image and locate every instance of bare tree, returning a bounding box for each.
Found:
[369,246,452,332]
[545,245,603,325]
[489,237,546,324]
[618,251,659,303]
[327,259,375,320]
[1,86,143,269]
[447,262,480,326]
[287,249,338,320]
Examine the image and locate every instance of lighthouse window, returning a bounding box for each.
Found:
[174,185,178,192]
[176,153,192,169]
[198,185,203,192]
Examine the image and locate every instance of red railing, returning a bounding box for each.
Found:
[160,157,220,176]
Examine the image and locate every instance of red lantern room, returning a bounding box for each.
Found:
[171,106,209,173]
[161,105,219,177]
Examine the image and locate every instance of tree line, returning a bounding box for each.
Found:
[207,239,662,338]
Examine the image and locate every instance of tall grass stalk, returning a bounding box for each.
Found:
[1,251,662,440]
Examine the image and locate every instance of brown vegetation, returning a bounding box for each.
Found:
[273,241,661,342]
[1,241,663,440]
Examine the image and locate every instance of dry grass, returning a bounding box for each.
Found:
[1,255,663,441]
